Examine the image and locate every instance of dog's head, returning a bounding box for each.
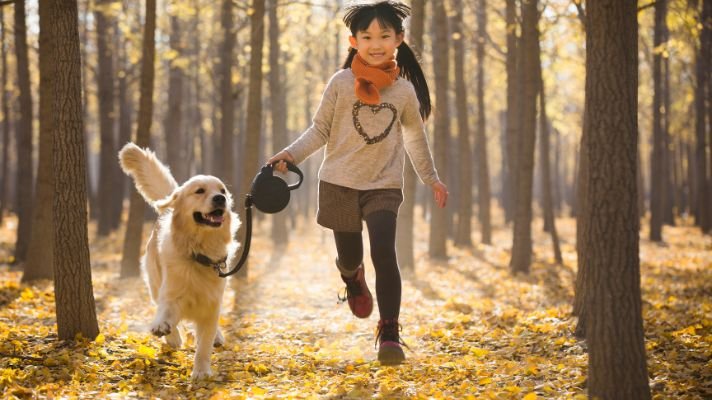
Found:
[155,175,236,233]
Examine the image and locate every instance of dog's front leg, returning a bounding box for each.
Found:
[150,302,178,339]
[191,313,219,380]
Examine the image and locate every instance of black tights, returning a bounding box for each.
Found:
[333,210,400,320]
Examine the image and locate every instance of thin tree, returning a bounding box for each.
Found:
[649,0,668,241]
[268,0,288,243]
[52,0,100,341]
[0,6,9,226]
[22,0,56,282]
[695,0,711,232]
[396,0,424,274]
[95,0,119,236]
[581,1,651,397]
[121,0,156,278]
[452,0,473,248]
[537,50,562,264]
[429,0,449,259]
[509,0,539,274]
[165,14,187,183]
[237,0,265,279]
[219,0,235,188]
[13,0,34,263]
[475,0,492,245]
[503,0,519,223]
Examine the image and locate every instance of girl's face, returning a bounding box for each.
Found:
[349,19,404,66]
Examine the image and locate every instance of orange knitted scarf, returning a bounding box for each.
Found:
[351,53,400,105]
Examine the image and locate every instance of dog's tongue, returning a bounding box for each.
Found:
[206,213,224,224]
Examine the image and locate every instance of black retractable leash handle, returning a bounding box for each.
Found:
[218,161,303,278]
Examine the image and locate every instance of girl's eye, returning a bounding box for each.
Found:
[196,188,205,194]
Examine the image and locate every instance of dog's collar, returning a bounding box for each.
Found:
[191,252,228,275]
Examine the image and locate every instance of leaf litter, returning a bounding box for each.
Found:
[0,217,709,399]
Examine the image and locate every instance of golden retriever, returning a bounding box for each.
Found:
[118,142,239,380]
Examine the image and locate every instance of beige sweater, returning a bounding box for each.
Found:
[284,69,440,190]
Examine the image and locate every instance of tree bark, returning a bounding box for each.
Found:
[581,1,651,397]
[268,0,288,243]
[13,0,34,263]
[429,0,449,259]
[238,0,265,278]
[95,0,118,236]
[22,0,56,282]
[509,0,539,274]
[121,0,156,278]
[396,0,424,274]
[452,0,472,248]
[649,0,668,241]
[52,0,100,341]
[475,0,492,245]
[112,10,132,231]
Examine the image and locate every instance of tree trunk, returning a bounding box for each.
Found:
[268,0,288,244]
[396,0,424,275]
[581,1,651,397]
[238,0,265,279]
[509,0,539,275]
[112,11,132,231]
[0,7,9,226]
[538,56,562,264]
[121,0,156,278]
[503,0,519,224]
[475,0,492,245]
[649,0,668,241]
[52,0,100,341]
[22,0,56,282]
[452,0,472,248]
[165,14,186,183]
[13,0,34,264]
[219,0,235,188]
[429,0,449,259]
[695,0,711,232]
[95,0,118,236]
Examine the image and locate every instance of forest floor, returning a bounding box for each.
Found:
[0,213,709,399]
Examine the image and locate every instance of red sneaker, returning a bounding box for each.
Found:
[376,319,406,365]
[338,265,373,318]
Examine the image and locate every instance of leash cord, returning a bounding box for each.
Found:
[218,194,253,278]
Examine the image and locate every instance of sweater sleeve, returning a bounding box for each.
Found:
[284,73,339,164]
[400,85,440,186]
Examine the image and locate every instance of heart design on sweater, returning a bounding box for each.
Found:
[352,100,398,144]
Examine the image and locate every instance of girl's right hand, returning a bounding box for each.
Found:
[266,150,295,173]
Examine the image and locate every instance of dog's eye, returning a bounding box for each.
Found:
[195,188,205,194]
[221,189,226,194]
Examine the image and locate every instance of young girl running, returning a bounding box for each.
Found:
[268,0,447,365]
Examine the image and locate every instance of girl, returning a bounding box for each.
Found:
[268,0,447,365]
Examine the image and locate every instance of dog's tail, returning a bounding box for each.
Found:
[118,143,178,208]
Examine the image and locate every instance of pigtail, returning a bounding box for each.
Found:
[342,47,358,70]
[397,42,431,121]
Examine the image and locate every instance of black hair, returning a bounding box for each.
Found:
[341,1,432,120]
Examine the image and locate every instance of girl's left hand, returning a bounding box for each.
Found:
[431,181,448,208]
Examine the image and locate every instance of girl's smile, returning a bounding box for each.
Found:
[349,20,404,66]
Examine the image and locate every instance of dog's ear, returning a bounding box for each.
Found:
[154,190,179,213]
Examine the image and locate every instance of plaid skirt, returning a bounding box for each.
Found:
[317,180,403,232]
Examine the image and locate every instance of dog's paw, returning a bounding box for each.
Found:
[150,321,171,337]
[213,330,225,348]
[190,367,212,381]
[165,330,182,348]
